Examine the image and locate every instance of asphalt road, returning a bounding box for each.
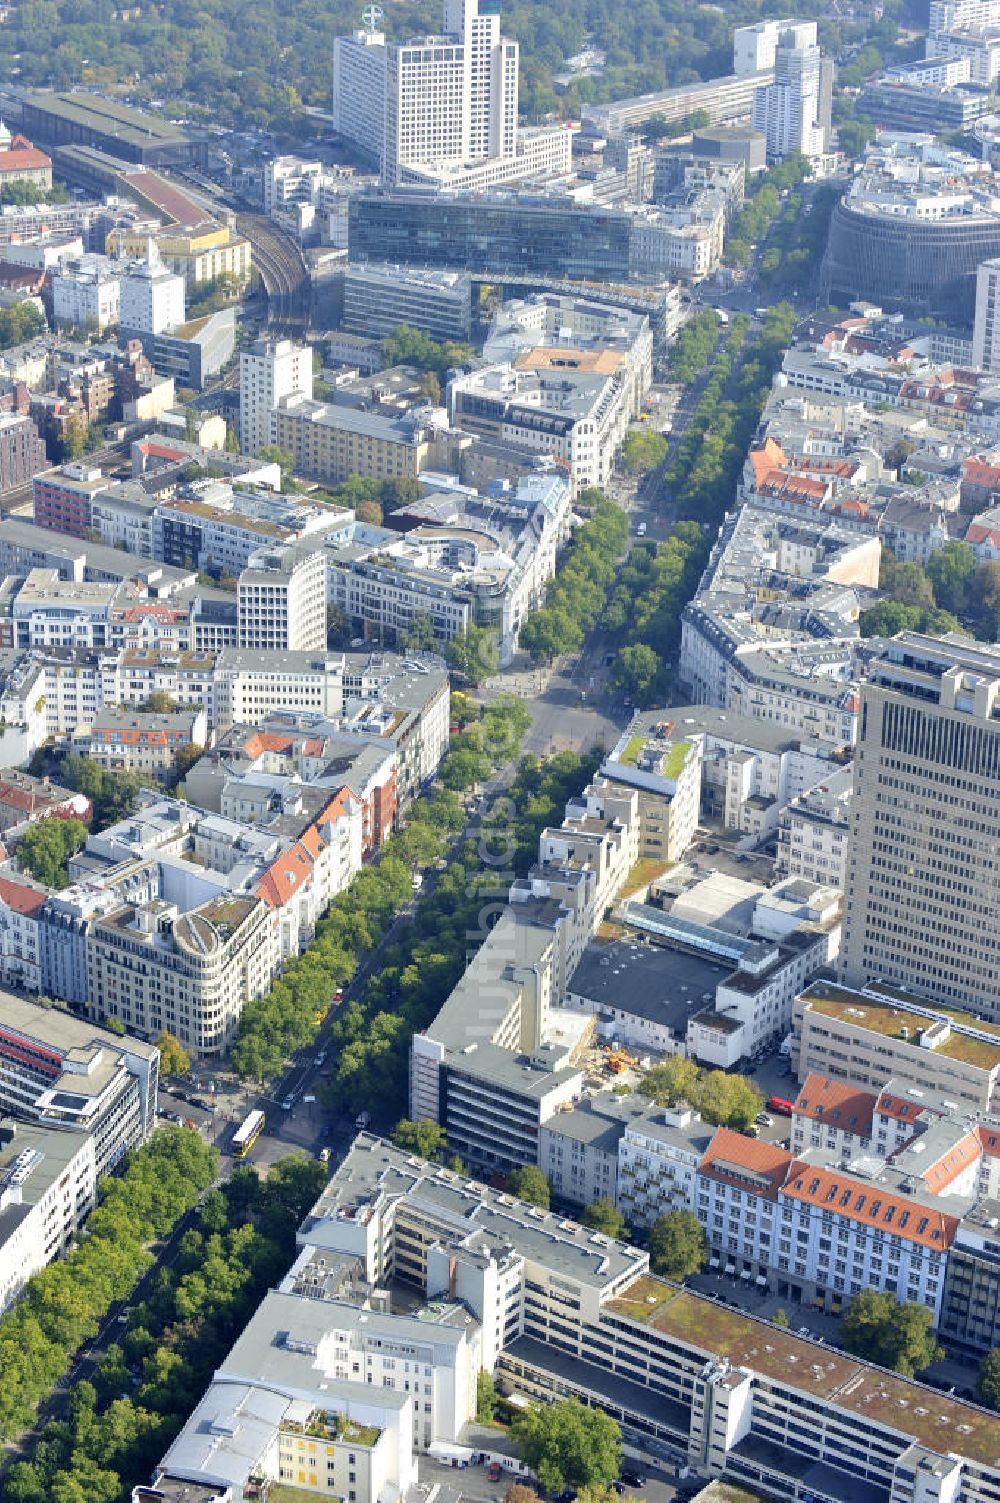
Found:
[417,1453,689,1503]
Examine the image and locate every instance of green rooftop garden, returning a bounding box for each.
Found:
[282,1410,381,1448]
[619,735,645,766]
[662,739,691,779]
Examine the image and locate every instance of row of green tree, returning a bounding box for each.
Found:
[230,696,531,1084]
[724,152,814,270]
[5,1153,327,1503]
[639,1054,763,1130]
[324,748,600,1121]
[758,182,841,294]
[0,1126,216,1442]
[860,542,1000,641]
[519,494,630,664]
[668,308,722,384]
[441,693,531,790]
[601,306,801,708]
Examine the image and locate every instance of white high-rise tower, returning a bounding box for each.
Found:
[751,21,829,164]
[333,0,567,190]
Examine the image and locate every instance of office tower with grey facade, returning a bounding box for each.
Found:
[840,631,1000,1021]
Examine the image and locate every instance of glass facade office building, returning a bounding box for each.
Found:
[348,192,634,282]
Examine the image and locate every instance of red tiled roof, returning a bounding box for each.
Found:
[965,520,1000,548]
[137,440,189,462]
[749,438,787,488]
[0,874,46,916]
[0,779,79,816]
[782,1164,959,1251]
[976,1125,1000,1158]
[256,841,314,908]
[793,1073,876,1138]
[919,1131,981,1192]
[875,1088,942,1125]
[963,454,1000,486]
[0,135,51,175]
[255,787,357,909]
[698,1127,796,1200]
[763,473,828,499]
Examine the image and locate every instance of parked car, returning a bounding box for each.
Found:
[620,1471,646,1488]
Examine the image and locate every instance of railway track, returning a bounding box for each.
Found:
[235,212,311,333]
[162,169,312,332]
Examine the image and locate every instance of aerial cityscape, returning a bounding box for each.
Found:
[0,1,999,1501]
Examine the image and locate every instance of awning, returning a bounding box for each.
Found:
[739,1269,752,1280]
[724,1262,736,1274]
[755,1275,767,1286]
[708,1258,720,1270]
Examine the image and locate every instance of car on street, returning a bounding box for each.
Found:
[756,1112,774,1127]
[282,1095,296,1111]
[620,1472,646,1488]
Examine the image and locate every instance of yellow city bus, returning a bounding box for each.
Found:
[232,1109,266,1158]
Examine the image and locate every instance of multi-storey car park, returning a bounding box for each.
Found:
[141,1135,1000,1503]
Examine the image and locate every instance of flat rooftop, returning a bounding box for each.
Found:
[606,1277,1000,1466]
[801,981,1000,1072]
[0,990,156,1060]
[25,91,190,147]
[302,1134,648,1293]
[568,936,729,1030]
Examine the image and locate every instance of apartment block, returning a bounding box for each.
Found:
[240,337,313,458]
[87,705,208,776]
[776,765,852,889]
[152,482,349,577]
[87,892,272,1055]
[329,471,572,665]
[789,1072,876,1162]
[751,21,830,164]
[617,1104,715,1229]
[237,544,326,652]
[342,264,473,342]
[138,1291,418,1503]
[0,991,158,1173]
[600,718,702,861]
[0,411,46,497]
[332,0,568,192]
[0,873,48,991]
[32,463,109,537]
[448,363,632,490]
[51,253,120,331]
[119,248,186,336]
[270,397,431,488]
[0,1120,98,1312]
[248,1136,1000,1503]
